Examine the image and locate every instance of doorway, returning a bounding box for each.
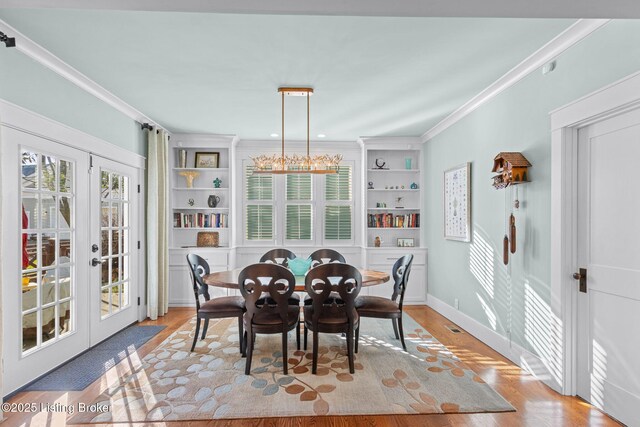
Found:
[575,109,640,427]
[1,126,140,394]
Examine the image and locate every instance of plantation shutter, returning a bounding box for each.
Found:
[324,206,352,240]
[246,205,273,240]
[286,173,312,240]
[324,166,352,240]
[286,205,312,240]
[245,165,273,240]
[325,166,352,201]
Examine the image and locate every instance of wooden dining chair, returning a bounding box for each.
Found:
[304,263,362,374]
[259,248,297,267]
[309,249,346,268]
[355,254,413,352]
[239,263,300,375]
[186,254,245,353]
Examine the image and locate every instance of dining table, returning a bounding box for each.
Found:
[203,267,390,292]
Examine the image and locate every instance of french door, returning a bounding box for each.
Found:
[2,128,139,394]
[89,156,139,345]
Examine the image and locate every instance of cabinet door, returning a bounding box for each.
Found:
[403,264,426,304]
[169,266,195,306]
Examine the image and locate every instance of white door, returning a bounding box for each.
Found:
[1,128,90,394]
[576,108,640,427]
[89,155,139,345]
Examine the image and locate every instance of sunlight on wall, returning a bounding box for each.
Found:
[590,339,607,409]
[524,281,563,385]
[469,229,495,298]
[476,293,497,330]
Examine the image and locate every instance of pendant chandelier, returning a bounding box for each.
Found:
[252,87,342,174]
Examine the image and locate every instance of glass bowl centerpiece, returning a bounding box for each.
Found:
[287,257,312,276]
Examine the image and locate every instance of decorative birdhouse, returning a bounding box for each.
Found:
[491,152,531,189]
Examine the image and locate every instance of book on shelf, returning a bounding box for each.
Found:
[173,212,228,228]
[367,213,420,228]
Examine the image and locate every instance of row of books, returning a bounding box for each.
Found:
[173,213,228,229]
[368,213,420,228]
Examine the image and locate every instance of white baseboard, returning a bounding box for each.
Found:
[427,293,563,394]
[169,301,196,308]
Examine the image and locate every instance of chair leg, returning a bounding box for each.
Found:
[398,315,407,351]
[245,327,254,375]
[355,325,360,353]
[304,325,308,351]
[346,326,355,374]
[242,330,247,357]
[312,330,319,374]
[392,318,400,339]
[282,328,289,375]
[201,318,209,340]
[296,322,301,350]
[238,316,244,355]
[191,318,201,352]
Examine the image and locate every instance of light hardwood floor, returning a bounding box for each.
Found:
[3,306,620,426]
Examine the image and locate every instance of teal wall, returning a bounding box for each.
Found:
[424,20,640,361]
[0,46,145,155]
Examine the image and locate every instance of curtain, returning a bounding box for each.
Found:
[146,128,169,319]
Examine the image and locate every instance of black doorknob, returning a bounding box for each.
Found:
[91,258,104,267]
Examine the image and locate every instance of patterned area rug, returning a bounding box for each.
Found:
[68,314,514,423]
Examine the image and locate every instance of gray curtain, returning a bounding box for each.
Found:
[146,128,169,319]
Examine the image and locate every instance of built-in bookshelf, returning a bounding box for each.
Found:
[364,145,422,248]
[169,136,234,248]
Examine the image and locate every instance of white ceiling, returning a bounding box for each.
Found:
[0,8,577,140]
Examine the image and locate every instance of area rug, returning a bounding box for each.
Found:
[68,314,513,423]
[25,325,166,391]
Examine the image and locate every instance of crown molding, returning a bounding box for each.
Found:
[0,18,167,132]
[421,19,610,143]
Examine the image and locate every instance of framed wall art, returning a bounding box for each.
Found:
[444,162,471,242]
[194,152,220,168]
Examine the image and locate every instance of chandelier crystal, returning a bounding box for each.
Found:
[252,87,342,174]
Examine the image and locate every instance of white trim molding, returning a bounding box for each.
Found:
[421,19,610,143]
[0,18,166,132]
[549,70,640,396]
[427,294,563,393]
[0,99,146,169]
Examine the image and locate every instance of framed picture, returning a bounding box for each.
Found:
[397,238,414,247]
[194,152,220,168]
[444,162,471,242]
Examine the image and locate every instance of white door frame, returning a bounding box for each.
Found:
[550,70,640,396]
[0,99,148,395]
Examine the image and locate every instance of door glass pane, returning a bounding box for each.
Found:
[59,301,71,336]
[100,170,131,318]
[58,196,72,229]
[42,306,57,344]
[21,150,76,354]
[22,312,37,352]
[41,270,57,306]
[40,155,57,192]
[22,272,38,312]
[59,160,73,194]
[22,152,38,189]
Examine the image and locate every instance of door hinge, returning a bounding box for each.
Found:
[88,155,94,174]
[137,184,141,193]
[137,241,141,249]
[137,297,141,306]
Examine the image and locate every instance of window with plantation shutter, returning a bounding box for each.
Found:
[246,205,273,240]
[285,173,312,241]
[244,165,274,241]
[324,166,353,241]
